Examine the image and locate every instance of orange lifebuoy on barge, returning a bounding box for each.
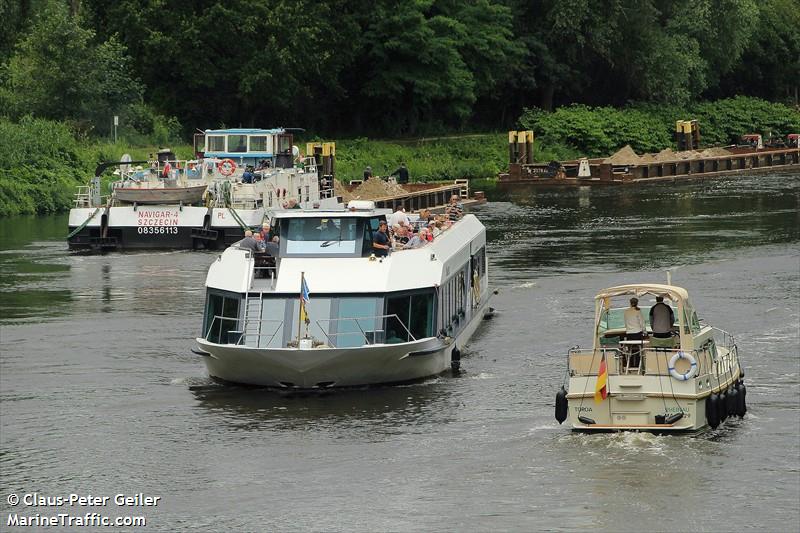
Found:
[218,158,237,176]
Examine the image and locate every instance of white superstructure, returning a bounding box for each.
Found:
[68,129,340,251]
[195,206,492,388]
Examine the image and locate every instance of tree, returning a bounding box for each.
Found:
[2,3,143,133]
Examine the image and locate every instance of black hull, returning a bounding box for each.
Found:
[67,226,246,252]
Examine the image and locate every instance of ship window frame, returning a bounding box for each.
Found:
[207,135,225,152]
[385,288,435,342]
[228,134,247,153]
[203,289,242,344]
[249,135,269,152]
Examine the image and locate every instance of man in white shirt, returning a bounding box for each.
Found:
[623,297,646,368]
[387,206,409,228]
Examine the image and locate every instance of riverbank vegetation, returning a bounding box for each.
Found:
[520,97,800,158]
[1,1,798,215]
[4,94,798,216]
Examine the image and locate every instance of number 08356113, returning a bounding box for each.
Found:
[137,226,179,235]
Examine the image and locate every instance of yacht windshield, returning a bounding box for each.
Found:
[284,217,358,255]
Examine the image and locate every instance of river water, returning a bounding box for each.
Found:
[1,173,798,531]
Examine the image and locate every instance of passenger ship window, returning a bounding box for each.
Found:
[228,135,247,152]
[207,136,225,152]
[249,136,268,152]
[471,246,486,279]
[386,291,434,342]
[204,292,241,344]
[284,217,358,255]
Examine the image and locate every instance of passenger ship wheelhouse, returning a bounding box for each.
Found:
[196,204,491,388]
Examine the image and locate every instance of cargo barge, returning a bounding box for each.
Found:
[500,129,800,186]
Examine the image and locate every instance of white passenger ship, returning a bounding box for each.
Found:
[555,283,746,432]
[68,128,339,251]
[194,202,492,388]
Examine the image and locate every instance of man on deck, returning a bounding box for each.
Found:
[649,296,675,338]
[392,163,409,185]
[373,221,390,257]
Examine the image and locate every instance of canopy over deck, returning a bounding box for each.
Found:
[595,284,690,303]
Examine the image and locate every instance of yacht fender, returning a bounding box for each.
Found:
[555,386,568,424]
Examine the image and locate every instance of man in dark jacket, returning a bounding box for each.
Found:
[649,296,675,338]
[392,163,409,184]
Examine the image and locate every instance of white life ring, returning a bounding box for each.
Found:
[668,352,698,381]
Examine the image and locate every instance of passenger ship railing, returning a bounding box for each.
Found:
[314,314,416,348]
[203,313,417,349]
[204,315,284,347]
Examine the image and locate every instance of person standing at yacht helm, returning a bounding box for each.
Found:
[624,297,647,367]
[649,296,675,338]
[624,297,646,341]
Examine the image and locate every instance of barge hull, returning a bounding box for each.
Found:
[500,146,800,185]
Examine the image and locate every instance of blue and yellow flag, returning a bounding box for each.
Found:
[299,276,310,324]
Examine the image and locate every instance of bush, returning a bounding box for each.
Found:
[0,116,192,216]
[0,117,93,216]
[332,134,507,182]
[519,97,800,157]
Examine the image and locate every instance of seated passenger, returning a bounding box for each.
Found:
[264,236,279,257]
[649,296,675,338]
[234,230,260,252]
[260,222,271,241]
[242,166,255,183]
[372,220,390,257]
[385,329,404,344]
[253,232,266,251]
[283,198,301,209]
[405,227,430,248]
[393,225,410,248]
[418,208,434,224]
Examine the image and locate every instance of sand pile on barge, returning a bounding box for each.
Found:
[604,145,641,165]
[701,147,733,157]
[335,178,408,203]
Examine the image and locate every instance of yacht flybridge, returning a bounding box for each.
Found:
[194,203,492,388]
[555,283,746,432]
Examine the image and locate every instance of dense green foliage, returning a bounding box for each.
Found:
[1,0,798,136]
[334,135,507,182]
[0,117,93,216]
[520,97,800,157]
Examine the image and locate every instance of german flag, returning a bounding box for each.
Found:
[594,353,608,403]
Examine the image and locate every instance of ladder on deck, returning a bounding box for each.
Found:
[242,292,264,347]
